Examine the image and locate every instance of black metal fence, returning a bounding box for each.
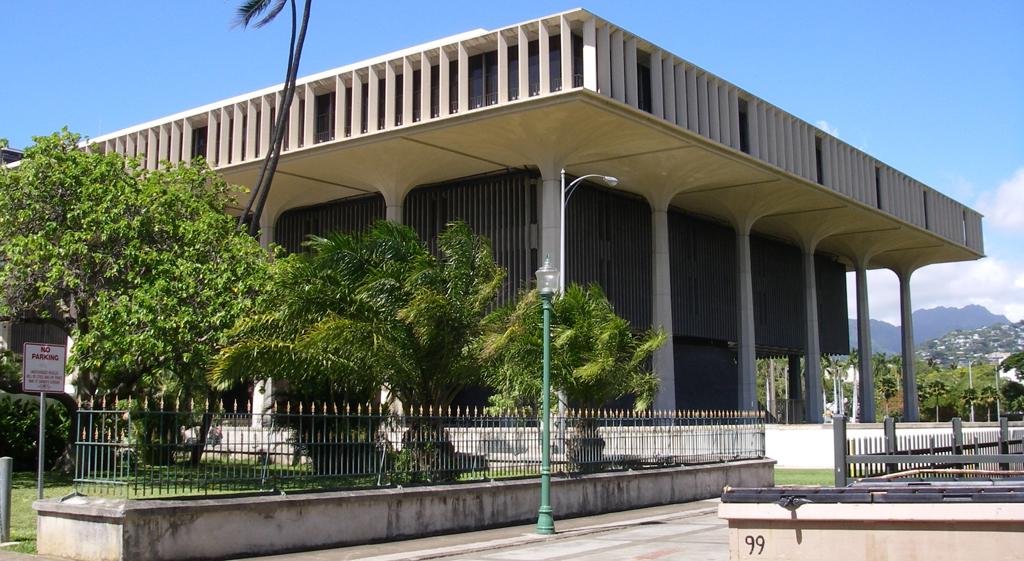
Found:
[73,404,764,497]
[834,415,1024,486]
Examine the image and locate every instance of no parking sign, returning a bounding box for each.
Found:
[21,342,67,500]
[22,343,67,393]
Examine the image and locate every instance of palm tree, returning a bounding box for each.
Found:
[211,220,503,412]
[481,283,665,471]
[918,378,948,421]
[233,0,314,238]
[481,284,664,413]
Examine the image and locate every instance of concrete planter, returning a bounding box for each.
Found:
[36,458,772,561]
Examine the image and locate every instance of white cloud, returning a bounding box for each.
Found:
[976,167,1024,235]
[816,120,839,137]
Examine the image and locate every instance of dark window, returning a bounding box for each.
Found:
[637,63,653,113]
[572,33,583,87]
[508,46,519,100]
[191,126,207,161]
[254,111,261,156]
[314,92,335,143]
[344,87,353,136]
[215,121,222,163]
[875,166,882,208]
[377,78,386,130]
[430,64,440,118]
[360,82,369,133]
[528,40,540,96]
[412,69,422,122]
[297,100,305,147]
[738,100,750,154]
[240,115,247,159]
[449,59,459,114]
[228,118,234,162]
[549,34,561,92]
[815,137,824,185]
[469,50,498,109]
[395,74,404,126]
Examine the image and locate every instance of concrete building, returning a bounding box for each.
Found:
[80,9,983,422]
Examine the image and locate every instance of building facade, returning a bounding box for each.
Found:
[80,9,983,421]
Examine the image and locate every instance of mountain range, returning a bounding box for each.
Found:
[847,304,1011,355]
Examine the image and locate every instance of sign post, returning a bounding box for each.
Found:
[22,343,67,501]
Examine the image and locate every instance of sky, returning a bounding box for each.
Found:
[2,1,1022,326]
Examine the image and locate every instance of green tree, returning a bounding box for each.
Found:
[481,283,664,471]
[481,284,664,413]
[0,130,270,400]
[1001,351,1024,382]
[917,378,949,421]
[211,220,504,412]
[874,353,901,419]
[234,0,314,237]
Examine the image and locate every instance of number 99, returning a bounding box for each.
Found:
[745,535,765,555]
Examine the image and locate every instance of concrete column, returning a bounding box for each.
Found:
[802,249,824,423]
[233,103,244,162]
[457,43,469,113]
[517,27,529,99]
[420,53,432,118]
[288,91,300,148]
[596,23,610,96]
[147,128,158,170]
[651,206,676,411]
[181,118,193,162]
[217,109,230,164]
[335,75,347,134]
[685,66,698,132]
[624,36,637,107]
[260,95,272,152]
[158,125,170,164]
[728,88,741,151]
[170,121,182,164]
[385,203,403,223]
[402,58,414,126]
[583,17,597,91]
[662,56,675,124]
[736,226,757,411]
[367,66,380,129]
[855,263,876,422]
[439,49,450,114]
[539,169,562,272]
[385,61,397,127]
[352,72,364,133]
[539,23,550,94]
[245,100,258,160]
[497,33,509,104]
[708,79,720,143]
[560,15,572,89]
[611,29,624,102]
[651,49,664,119]
[899,269,920,421]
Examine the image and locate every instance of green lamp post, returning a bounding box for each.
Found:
[535,255,559,535]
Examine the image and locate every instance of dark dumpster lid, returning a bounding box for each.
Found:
[721,478,1024,505]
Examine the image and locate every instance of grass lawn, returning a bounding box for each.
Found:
[774,468,833,486]
[2,472,75,555]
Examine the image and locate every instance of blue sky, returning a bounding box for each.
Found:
[3,1,1022,325]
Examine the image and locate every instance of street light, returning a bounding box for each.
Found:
[535,255,558,536]
[559,170,618,293]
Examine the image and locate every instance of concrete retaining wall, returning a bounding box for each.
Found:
[35,459,773,561]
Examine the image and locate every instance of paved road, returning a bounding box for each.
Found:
[0,500,729,561]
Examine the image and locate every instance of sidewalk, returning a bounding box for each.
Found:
[0,499,728,561]
[251,499,726,561]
